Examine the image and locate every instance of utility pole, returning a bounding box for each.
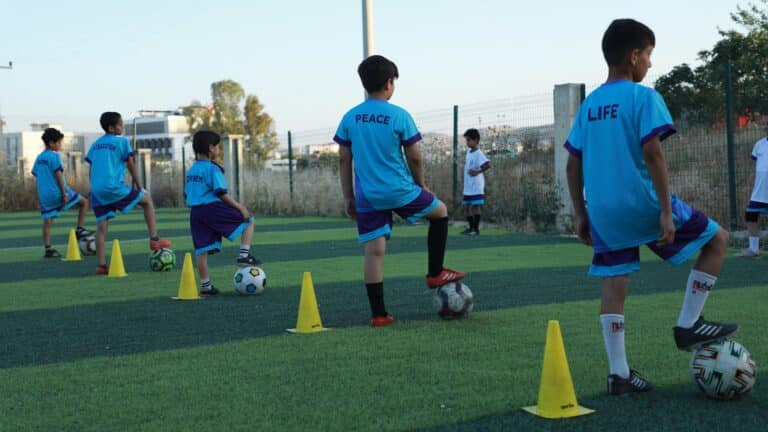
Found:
[362,0,374,100]
[0,61,13,169]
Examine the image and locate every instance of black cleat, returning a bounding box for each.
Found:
[467,230,479,236]
[75,228,94,239]
[236,254,263,267]
[460,227,473,235]
[200,285,220,296]
[608,369,654,395]
[44,249,62,258]
[673,316,739,351]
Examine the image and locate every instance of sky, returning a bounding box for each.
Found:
[0,0,750,141]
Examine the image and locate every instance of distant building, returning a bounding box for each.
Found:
[119,111,190,164]
[3,123,77,173]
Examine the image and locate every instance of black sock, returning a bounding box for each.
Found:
[474,215,481,231]
[428,217,449,277]
[366,282,387,317]
[466,216,472,229]
[150,236,160,241]
[45,244,52,250]
[76,226,84,232]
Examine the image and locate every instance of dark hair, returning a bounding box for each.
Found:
[193,130,221,156]
[358,55,399,94]
[463,128,480,141]
[41,128,64,146]
[601,19,655,66]
[100,112,122,133]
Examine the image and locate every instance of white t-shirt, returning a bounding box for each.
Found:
[750,137,768,203]
[463,149,490,196]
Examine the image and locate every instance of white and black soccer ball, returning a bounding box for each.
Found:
[432,282,474,319]
[233,266,267,295]
[78,234,97,256]
[691,339,757,400]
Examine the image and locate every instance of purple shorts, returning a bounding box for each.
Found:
[190,201,253,255]
[461,194,485,205]
[356,189,439,243]
[93,188,144,222]
[40,190,81,220]
[589,209,720,277]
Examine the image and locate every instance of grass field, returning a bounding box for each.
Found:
[0,208,765,431]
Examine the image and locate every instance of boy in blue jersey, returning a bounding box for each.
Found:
[86,112,172,275]
[335,55,465,327]
[565,19,738,395]
[31,128,93,258]
[185,130,260,295]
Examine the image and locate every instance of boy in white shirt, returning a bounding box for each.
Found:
[739,130,768,257]
[461,128,491,236]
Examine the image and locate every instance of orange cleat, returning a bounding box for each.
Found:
[96,264,109,275]
[149,237,172,251]
[370,315,395,327]
[426,268,466,288]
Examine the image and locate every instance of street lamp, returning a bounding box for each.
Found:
[0,61,13,169]
[0,61,12,70]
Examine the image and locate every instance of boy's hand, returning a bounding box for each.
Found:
[574,214,592,246]
[238,205,251,221]
[61,194,69,205]
[657,211,676,247]
[344,198,356,219]
[469,168,481,177]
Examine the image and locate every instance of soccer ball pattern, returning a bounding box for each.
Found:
[233,266,267,295]
[432,282,474,319]
[148,248,176,272]
[691,339,757,400]
[78,234,97,256]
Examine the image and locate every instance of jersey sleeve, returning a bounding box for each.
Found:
[751,140,761,161]
[52,152,63,172]
[478,151,490,168]
[564,106,584,159]
[333,114,351,147]
[395,111,422,147]
[212,164,228,196]
[121,137,134,161]
[639,90,676,146]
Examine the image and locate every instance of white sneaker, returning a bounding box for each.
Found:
[737,248,760,258]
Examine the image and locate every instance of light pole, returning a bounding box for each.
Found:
[362,0,374,100]
[0,61,13,168]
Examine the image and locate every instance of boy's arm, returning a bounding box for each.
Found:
[470,162,491,176]
[404,144,428,191]
[566,154,591,245]
[55,170,68,205]
[218,192,250,220]
[126,155,142,190]
[339,146,355,218]
[643,136,675,246]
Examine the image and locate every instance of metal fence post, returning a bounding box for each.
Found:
[452,105,458,208]
[288,131,294,200]
[725,58,737,231]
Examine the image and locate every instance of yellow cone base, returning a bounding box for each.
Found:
[522,320,594,419]
[173,252,201,300]
[287,272,328,333]
[62,229,82,261]
[107,239,127,277]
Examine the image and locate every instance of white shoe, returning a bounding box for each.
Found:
[737,248,760,258]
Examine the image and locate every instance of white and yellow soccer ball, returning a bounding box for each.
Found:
[233,266,267,295]
[432,282,474,319]
[78,234,97,256]
[691,339,757,400]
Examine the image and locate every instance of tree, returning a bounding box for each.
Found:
[655,1,768,125]
[244,95,280,164]
[211,80,245,135]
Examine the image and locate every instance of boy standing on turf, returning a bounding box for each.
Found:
[86,112,171,275]
[737,127,768,257]
[460,128,491,236]
[32,127,93,258]
[334,55,465,327]
[564,19,738,395]
[185,130,261,296]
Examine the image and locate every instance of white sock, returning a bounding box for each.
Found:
[200,277,211,289]
[239,244,250,258]
[600,314,629,378]
[749,236,759,253]
[677,270,716,328]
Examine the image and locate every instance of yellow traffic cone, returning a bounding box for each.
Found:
[173,252,200,300]
[522,320,594,419]
[107,239,128,277]
[287,272,328,333]
[62,228,82,261]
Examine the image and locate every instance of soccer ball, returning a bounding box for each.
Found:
[691,339,757,400]
[432,282,474,319]
[148,248,176,271]
[78,234,97,256]
[233,266,267,295]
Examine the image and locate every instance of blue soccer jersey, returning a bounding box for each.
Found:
[31,149,74,212]
[333,99,423,211]
[564,80,677,252]
[85,134,133,206]
[184,160,228,207]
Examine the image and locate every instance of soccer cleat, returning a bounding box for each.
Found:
[95,264,109,275]
[44,248,62,258]
[236,254,263,267]
[75,228,94,240]
[467,230,479,236]
[149,237,172,251]
[370,315,395,327]
[673,316,739,351]
[426,268,466,288]
[607,369,654,395]
[200,285,220,296]
[460,227,473,235]
[737,248,760,258]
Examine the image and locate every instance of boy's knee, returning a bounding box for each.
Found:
[431,201,448,218]
[708,228,729,251]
